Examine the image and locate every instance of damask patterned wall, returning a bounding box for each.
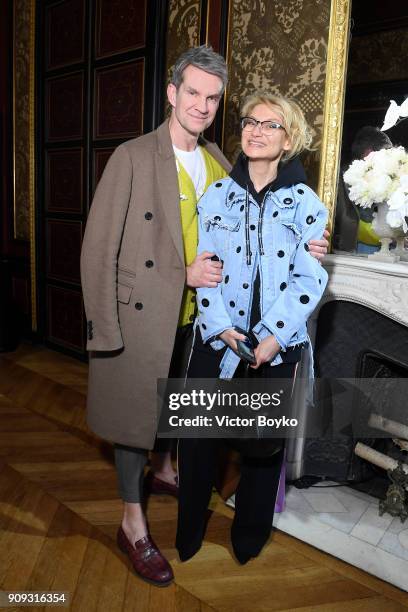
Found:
[348,28,408,85]
[13,0,34,241]
[166,0,200,82]
[165,0,332,189]
[224,0,331,188]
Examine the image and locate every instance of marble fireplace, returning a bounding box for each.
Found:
[286,254,408,483]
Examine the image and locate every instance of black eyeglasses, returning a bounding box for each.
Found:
[241,116,285,134]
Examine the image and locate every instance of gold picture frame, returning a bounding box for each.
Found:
[13,0,36,330]
[317,0,351,230]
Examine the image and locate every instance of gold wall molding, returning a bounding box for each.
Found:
[317,0,351,229]
[13,0,36,330]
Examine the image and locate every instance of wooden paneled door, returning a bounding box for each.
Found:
[37,0,167,357]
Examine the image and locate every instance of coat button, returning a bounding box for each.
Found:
[145,212,153,220]
[145,260,154,268]
[135,302,143,310]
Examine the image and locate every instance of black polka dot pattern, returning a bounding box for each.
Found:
[229,192,236,200]
[304,243,309,252]
[289,264,294,271]
[240,205,244,212]
[243,283,249,289]
[306,215,314,225]
[239,310,245,316]
[225,275,229,284]
[294,273,300,277]
[202,323,207,330]
[230,301,235,308]
[318,279,322,284]
[273,211,278,218]
[280,282,287,291]
[236,246,241,253]
[300,295,310,304]
[214,215,221,221]
[297,189,304,194]
[202,298,210,307]
[284,198,293,205]
[250,224,256,230]
[277,250,285,258]
[215,182,222,188]
[276,321,284,329]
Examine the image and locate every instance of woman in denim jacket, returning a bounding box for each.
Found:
[176,93,328,565]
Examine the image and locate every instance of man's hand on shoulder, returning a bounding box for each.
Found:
[186,252,223,288]
[308,228,330,262]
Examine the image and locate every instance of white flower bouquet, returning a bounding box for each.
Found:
[343,146,408,232]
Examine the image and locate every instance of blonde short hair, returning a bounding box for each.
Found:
[241,92,313,161]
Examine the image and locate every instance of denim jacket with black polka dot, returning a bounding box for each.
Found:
[196,177,329,379]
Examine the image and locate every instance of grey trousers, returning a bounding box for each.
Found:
[114,324,194,503]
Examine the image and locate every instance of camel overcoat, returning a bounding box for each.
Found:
[80,120,231,448]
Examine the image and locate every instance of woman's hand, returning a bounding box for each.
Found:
[219,328,247,351]
[308,228,330,262]
[251,335,281,369]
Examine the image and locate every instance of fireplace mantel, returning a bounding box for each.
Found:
[321,254,408,328]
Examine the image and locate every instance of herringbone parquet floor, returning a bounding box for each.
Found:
[0,344,407,611]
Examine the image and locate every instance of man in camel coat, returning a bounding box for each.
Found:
[80,46,328,587]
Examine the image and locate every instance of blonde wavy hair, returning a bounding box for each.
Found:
[241,92,313,161]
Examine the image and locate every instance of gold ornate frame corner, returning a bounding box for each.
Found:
[317,0,351,232]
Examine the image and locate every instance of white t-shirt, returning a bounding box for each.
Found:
[173,145,207,199]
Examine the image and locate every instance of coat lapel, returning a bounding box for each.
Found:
[155,121,185,266]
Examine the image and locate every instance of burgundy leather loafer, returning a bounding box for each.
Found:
[117,526,174,587]
[144,471,179,498]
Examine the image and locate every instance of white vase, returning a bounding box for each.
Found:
[368,202,401,263]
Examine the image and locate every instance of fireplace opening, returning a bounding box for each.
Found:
[300,300,408,493]
[348,351,408,499]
